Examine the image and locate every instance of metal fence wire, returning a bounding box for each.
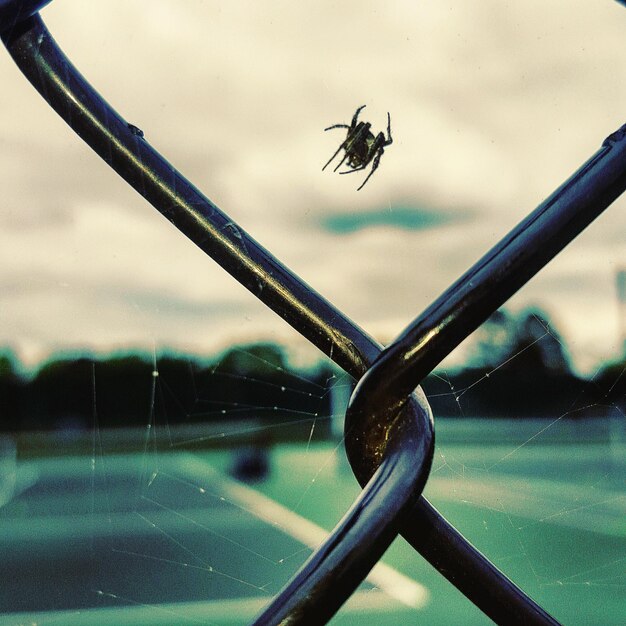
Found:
[2,2,625,625]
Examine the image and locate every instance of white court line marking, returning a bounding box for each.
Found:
[179,454,429,610]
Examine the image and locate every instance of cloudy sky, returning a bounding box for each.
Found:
[1,0,625,373]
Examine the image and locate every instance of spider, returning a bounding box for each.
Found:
[322,105,392,190]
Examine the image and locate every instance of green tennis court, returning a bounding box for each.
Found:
[0,417,623,625]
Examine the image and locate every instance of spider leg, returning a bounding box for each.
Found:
[351,104,366,127]
[357,148,384,191]
[324,123,351,132]
[385,112,393,145]
[339,164,368,174]
[333,152,349,172]
[322,141,348,171]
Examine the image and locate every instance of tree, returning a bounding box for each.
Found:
[471,307,571,375]
[0,350,24,431]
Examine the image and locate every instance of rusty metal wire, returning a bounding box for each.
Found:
[2,4,625,625]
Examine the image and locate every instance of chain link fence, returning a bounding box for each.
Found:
[2,2,625,624]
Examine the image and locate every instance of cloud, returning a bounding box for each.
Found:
[0,0,624,373]
[319,205,468,234]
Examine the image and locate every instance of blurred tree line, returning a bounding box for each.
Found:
[0,308,623,433]
[422,308,625,418]
[0,344,333,433]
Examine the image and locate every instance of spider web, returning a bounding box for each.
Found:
[0,318,623,626]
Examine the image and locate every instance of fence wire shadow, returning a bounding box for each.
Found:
[2,2,625,625]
